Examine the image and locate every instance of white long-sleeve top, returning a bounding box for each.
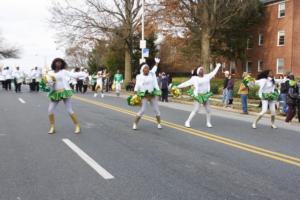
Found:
[2,69,12,80]
[134,67,159,92]
[0,71,4,81]
[52,70,85,91]
[31,69,41,80]
[12,70,24,80]
[177,65,221,95]
[255,78,286,99]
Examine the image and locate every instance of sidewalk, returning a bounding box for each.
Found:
[105,91,299,124]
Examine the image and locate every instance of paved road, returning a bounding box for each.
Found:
[0,90,299,200]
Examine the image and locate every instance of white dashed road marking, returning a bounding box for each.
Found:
[18,98,26,104]
[62,138,114,180]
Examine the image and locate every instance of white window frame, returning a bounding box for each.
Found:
[247,38,253,49]
[278,2,286,18]
[257,60,263,72]
[246,61,252,73]
[229,61,236,74]
[277,31,285,46]
[258,34,264,46]
[276,58,284,74]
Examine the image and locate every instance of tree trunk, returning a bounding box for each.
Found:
[201,28,211,71]
[124,47,132,84]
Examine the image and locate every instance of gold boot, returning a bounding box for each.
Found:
[48,114,56,134]
[70,113,81,134]
[156,116,162,129]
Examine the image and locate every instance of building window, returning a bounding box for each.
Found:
[258,60,264,72]
[277,58,284,74]
[247,38,254,49]
[246,61,252,73]
[277,31,285,46]
[230,61,236,74]
[258,34,264,46]
[278,3,286,18]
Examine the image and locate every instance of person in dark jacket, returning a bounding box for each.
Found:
[161,72,169,102]
[279,73,290,115]
[297,81,300,122]
[285,75,298,123]
[224,73,234,108]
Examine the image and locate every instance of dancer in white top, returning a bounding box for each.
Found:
[94,70,104,98]
[177,63,222,128]
[251,70,286,129]
[132,60,161,130]
[41,58,85,134]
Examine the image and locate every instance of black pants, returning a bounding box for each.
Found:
[161,88,169,102]
[30,79,39,92]
[14,79,22,93]
[76,80,83,93]
[83,84,88,93]
[5,79,12,91]
[70,84,75,90]
[286,103,296,122]
[297,99,300,122]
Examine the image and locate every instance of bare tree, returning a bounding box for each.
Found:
[65,45,89,68]
[0,34,19,59]
[156,0,261,70]
[50,0,142,83]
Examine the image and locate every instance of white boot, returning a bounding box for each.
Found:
[185,121,191,128]
[206,114,213,128]
[252,114,263,129]
[271,116,277,129]
[132,123,137,130]
[185,112,196,128]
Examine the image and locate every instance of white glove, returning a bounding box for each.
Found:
[216,63,222,68]
[155,58,160,64]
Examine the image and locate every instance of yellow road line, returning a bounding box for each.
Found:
[73,95,300,168]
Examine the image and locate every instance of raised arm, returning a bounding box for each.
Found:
[207,63,222,80]
[274,78,287,85]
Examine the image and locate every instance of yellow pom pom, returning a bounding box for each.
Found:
[171,87,181,98]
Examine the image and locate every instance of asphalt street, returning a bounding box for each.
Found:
[0,90,299,200]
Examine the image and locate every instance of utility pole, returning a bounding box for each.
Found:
[140,0,146,64]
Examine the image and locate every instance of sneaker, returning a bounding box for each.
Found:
[252,123,257,129]
[132,123,137,130]
[94,93,98,98]
[185,121,191,128]
[101,94,104,98]
[157,124,162,129]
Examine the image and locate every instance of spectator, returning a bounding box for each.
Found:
[224,73,234,108]
[297,80,300,122]
[279,73,290,115]
[286,75,298,123]
[238,72,249,114]
[161,72,169,102]
[222,71,230,104]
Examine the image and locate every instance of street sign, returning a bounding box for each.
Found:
[143,48,150,58]
[140,40,146,49]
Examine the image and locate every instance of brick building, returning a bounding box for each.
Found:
[242,0,300,77]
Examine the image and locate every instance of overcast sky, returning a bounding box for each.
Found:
[0,0,64,71]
